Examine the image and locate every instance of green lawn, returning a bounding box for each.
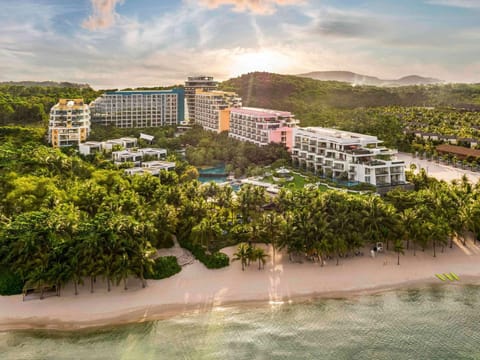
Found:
[261,172,312,190]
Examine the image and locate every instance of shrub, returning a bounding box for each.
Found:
[0,267,24,295]
[145,256,181,280]
[178,240,230,269]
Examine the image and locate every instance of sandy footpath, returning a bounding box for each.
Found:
[1,238,480,331]
[397,152,480,183]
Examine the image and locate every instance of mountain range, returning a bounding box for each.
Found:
[297,71,443,87]
[0,81,91,88]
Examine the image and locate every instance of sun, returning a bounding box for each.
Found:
[229,49,293,76]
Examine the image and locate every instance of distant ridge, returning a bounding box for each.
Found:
[0,81,91,88]
[297,71,443,87]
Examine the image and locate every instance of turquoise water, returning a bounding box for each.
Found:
[2,284,480,359]
[198,165,227,184]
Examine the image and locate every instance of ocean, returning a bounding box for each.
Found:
[2,284,480,359]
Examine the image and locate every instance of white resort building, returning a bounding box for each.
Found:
[124,161,176,176]
[228,107,298,150]
[112,148,167,165]
[194,90,242,133]
[292,127,406,186]
[48,99,90,147]
[79,137,138,155]
[90,89,184,128]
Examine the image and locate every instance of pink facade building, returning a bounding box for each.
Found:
[269,127,294,151]
[228,107,298,150]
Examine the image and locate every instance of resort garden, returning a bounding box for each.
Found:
[2,126,480,297]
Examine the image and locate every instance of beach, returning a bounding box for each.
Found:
[1,237,480,332]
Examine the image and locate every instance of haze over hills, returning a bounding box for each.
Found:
[0,81,91,89]
[297,71,443,87]
[220,72,480,125]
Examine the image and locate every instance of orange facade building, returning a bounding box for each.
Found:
[48,99,90,147]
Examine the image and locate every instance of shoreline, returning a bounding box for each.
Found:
[1,278,477,333]
[2,241,480,332]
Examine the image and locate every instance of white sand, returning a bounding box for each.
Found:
[397,152,480,183]
[1,237,480,331]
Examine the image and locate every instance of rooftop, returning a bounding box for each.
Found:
[436,144,480,158]
[186,76,215,81]
[296,127,380,144]
[195,89,239,97]
[53,99,87,110]
[105,89,184,96]
[231,107,293,118]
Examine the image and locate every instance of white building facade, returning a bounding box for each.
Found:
[292,127,406,186]
[90,89,184,128]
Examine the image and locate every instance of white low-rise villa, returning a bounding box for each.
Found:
[137,148,167,160]
[112,148,168,165]
[125,161,176,176]
[103,137,137,151]
[112,150,144,164]
[79,141,103,155]
[79,137,139,156]
[292,127,406,186]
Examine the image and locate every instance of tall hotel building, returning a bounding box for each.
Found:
[184,76,218,123]
[90,89,184,128]
[194,90,242,133]
[228,108,298,150]
[48,99,90,147]
[292,127,406,186]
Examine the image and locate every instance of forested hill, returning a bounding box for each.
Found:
[0,81,91,88]
[220,72,480,113]
[297,71,443,87]
[0,85,101,126]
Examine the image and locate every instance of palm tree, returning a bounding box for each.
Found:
[394,239,405,265]
[192,216,222,253]
[252,247,269,270]
[400,208,418,251]
[232,243,250,271]
[362,195,396,250]
[260,212,283,266]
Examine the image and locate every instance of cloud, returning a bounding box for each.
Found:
[198,0,303,15]
[425,0,480,8]
[82,0,123,30]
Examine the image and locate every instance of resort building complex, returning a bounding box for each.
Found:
[184,76,218,123]
[194,90,242,133]
[292,127,406,186]
[90,89,184,128]
[228,107,298,150]
[124,161,176,176]
[112,148,167,165]
[79,137,138,155]
[48,99,90,148]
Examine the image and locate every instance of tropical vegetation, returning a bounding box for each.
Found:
[2,78,480,297]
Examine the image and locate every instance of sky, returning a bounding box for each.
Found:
[1,0,480,88]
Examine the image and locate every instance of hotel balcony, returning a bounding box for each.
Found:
[390,167,404,174]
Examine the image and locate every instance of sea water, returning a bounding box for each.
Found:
[2,284,480,359]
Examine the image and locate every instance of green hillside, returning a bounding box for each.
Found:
[220,72,480,119]
[0,85,101,126]
[219,72,480,150]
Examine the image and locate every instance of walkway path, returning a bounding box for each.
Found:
[397,152,480,183]
[155,236,196,267]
